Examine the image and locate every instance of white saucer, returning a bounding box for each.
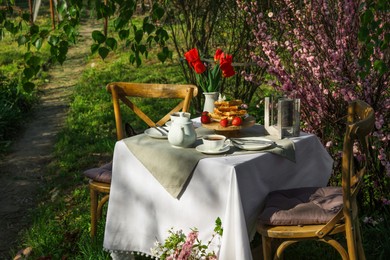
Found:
[196,144,230,154]
[231,137,274,151]
[144,128,168,139]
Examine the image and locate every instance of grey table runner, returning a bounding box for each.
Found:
[123,125,295,198]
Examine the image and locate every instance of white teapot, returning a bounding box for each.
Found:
[168,112,197,148]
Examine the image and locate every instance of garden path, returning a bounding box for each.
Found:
[0,20,101,258]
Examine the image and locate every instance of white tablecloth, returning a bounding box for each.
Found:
[103,130,333,260]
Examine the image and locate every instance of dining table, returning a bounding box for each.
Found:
[103,119,334,260]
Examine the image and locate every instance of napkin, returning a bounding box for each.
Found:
[123,135,207,198]
[232,136,296,162]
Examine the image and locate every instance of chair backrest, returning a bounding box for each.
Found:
[106,82,198,140]
[341,100,374,226]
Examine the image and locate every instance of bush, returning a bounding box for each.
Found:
[0,74,37,153]
[240,0,389,212]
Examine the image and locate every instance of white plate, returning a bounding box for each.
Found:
[144,128,168,139]
[196,144,230,154]
[231,137,274,151]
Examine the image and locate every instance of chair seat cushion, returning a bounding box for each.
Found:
[258,186,343,226]
[83,161,112,184]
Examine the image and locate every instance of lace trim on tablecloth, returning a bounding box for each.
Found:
[104,248,159,260]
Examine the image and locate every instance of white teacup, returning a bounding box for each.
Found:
[202,134,227,151]
[170,112,191,122]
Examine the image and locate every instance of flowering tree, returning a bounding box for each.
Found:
[239,0,389,210]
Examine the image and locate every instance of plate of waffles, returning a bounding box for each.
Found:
[202,115,256,131]
[202,99,255,131]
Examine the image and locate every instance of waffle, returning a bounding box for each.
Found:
[209,99,247,121]
[214,99,243,107]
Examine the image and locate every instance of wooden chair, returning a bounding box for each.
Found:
[84,82,197,238]
[83,162,112,238]
[106,82,198,140]
[256,100,374,260]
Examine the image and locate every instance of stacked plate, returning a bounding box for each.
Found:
[231,137,274,151]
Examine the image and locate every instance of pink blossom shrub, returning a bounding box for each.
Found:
[239,0,389,209]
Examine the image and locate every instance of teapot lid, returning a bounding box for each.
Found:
[174,112,191,124]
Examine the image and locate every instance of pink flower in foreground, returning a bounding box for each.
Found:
[178,231,198,260]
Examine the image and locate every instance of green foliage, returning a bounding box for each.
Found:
[358,0,390,78]
[361,206,390,259]
[0,74,37,154]
[2,1,266,105]
[0,16,51,154]
[0,3,71,92]
[213,217,223,237]
[0,1,79,91]
[90,0,171,66]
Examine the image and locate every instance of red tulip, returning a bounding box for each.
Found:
[185,48,206,74]
[184,48,200,64]
[219,53,233,66]
[214,48,223,62]
[219,54,235,78]
[184,48,235,92]
[221,65,235,77]
[193,60,206,74]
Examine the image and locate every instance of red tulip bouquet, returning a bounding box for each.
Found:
[184,48,235,93]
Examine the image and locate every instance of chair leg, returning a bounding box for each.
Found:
[97,194,110,221]
[90,187,98,238]
[262,235,272,260]
[346,227,359,260]
[356,223,366,260]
